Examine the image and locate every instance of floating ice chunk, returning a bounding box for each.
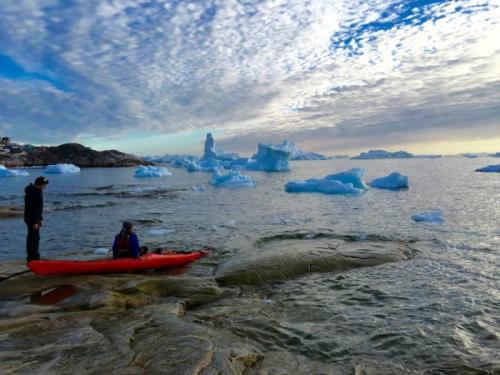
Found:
[94,248,110,254]
[285,178,364,195]
[276,140,328,160]
[203,133,239,161]
[352,150,414,159]
[44,163,80,174]
[0,165,29,177]
[324,168,368,189]
[370,172,409,190]
[134,165,172,177]
[475,164,500,173]
[210,168,256,188]
[246,143,291,171]
[411,210,444,223]
[192,184,206,192]
[148,228,174,236]
[186,157,223,172]
[489,152,500,157]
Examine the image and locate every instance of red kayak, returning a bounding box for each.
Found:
[28,251,207,276]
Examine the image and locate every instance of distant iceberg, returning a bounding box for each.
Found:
[0,165,29,177]
[246,143,291,171]
[276,140,328,160]
[463,154,478,158]
[352,149,414,160]
[186,157,223,172]
[324,168,368,190]
[133,165,172,177]
[44,163,80,174]
[488,152,500,157]
[411,210,444,223]
[285,178,364,196]
[144,154,197,165]
[475,164,500,173]
[203,133,239,161]
[210,168,256,188]
[415,154,442,159]
[370,172,409,190]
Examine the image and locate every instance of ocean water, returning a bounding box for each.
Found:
[1,157,499,373]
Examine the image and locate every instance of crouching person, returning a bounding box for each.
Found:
[112,222,148,259]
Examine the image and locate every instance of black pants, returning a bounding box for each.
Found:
[26,225,40,262]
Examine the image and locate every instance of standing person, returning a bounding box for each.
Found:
[112,222,148,259]
[24,176,49,262]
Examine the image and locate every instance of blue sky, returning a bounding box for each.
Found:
[0,0,499,156]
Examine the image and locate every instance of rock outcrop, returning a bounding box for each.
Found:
[0,143,149,168]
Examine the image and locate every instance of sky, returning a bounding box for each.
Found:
[0,0,499,156]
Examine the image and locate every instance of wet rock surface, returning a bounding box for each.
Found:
[0,237,424,374]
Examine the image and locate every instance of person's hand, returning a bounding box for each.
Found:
[33,223,40,230]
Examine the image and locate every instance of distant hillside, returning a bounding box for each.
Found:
[0,143,150,168]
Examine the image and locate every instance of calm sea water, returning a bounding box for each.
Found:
[1,157,499,373]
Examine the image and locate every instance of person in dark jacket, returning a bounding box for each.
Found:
[24,176,49,262]
[112,222,147,259]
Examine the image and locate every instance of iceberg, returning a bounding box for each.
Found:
[0,165,29,177]
[210,168,256,188]
[324,168,368,190]
[246,143,291,171]
[276,140,328,160]
[202,133,239,161]
[44,163,80,174]
[370,172,409,190]
[411,210,444,223]
[285,178,364,196]
[352,150,414,160]
[133,165,172,177]
[488,152,500,157]
[415,154,442,159]
[463,154,478,158]
[94,248,110,254]
[475,164,500,173]
[186,157,222,172]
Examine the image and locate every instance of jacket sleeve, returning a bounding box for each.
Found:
[130,234,140,258]
[112,235,119,259]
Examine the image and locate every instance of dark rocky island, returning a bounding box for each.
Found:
[0,143,150,168]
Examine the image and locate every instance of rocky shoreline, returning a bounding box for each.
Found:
[0,237,421,374]
[0,143,150,168]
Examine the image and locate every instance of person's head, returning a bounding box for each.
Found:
[34,176,49,190]
[121,221,134,235]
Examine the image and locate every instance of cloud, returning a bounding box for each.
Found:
[0,0,499,152]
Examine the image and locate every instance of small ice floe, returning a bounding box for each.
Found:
[221,219,237,228]
[210,168,256,188]
[411,210,444,223]
[94,248,110,254]
[0,165,29,177]
[324,168,368,189]
[370,172,409,190]
[134,165,172,178]
[192,184,207,192]
[475,164,500,173]
[147,228,174,236]
[44,163,80,174]
[285,178,364,196]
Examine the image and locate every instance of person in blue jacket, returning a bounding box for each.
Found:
[112,222,147,259]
